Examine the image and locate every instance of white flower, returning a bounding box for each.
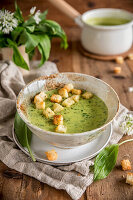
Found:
[30,6,36,15]
[120,113,133,135]
[33,10,41,24]
[0,9,18,34]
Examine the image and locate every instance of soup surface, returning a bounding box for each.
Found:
[85,17,131,26]
[27,89,108,134]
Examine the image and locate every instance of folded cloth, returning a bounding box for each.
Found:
[0,61,129,200]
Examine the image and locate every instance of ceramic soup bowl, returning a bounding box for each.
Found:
[17,73,119,148]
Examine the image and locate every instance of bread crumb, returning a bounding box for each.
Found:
[126,172,133,185]
[121,159,131,171]
[128,53,133,60]
[55,125,67,133]
[45,150,58,161]
[115,56,124,64]
[50,94,62,103]
[82,92,93,99]
[114,67,121,74]
[58,88,68,98]
[53,115,63,125]
[64,83,74,92]
[71,89,82,95]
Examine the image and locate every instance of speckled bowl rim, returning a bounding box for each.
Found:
[16,72,120,137]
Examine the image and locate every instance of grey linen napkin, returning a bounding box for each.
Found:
[0,61,129,200]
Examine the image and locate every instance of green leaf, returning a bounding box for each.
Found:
[0,35,7,47]
[11,27,24,42]
[7,39,29,70]
[25,33,50,66]
[26,25,35,33]
[38,34,51,66]
[25,32,40,53]
[28,49,35,60]
[44,20,68,49]
[17,29,27,46]
[39,10,48,21]
[94,144,119,181]
[14,2,24,23]
[14,112,36,161]
[24,16,36,27]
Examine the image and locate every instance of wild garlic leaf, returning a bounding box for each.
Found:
[11,27,24,42]
[38,34,51,65]
[14,112,36,162]
[44,20,68,49]
[94,144,119,181]
[25,32,40,53]
[7,39,29,70]
[39,10,48,21]
[14,2,24,23]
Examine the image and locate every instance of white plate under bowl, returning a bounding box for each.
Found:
[13,124,112,166]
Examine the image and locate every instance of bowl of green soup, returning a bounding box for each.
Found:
[80,8,133,55]
[17,73,119,148]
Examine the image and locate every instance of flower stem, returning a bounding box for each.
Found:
[118,138,133,146]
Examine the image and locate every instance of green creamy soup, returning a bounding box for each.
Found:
[85,17,131,26]
[27,89,108,134]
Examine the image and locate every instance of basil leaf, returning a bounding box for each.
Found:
[14,112,36,162]
[7,39,29,70]
[94,144,119,181]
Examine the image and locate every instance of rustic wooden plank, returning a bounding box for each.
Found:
[18,174,86,200]
[0,162,23,200]
[0,0,133,200]
[86,135,133,200]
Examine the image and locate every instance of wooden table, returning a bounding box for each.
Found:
[1,0,133,199]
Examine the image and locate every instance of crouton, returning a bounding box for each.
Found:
[114,67,121,74]
[128,53,133,60]
[121,159,131,171]
[115,56,124,64]
[53,103,64,113]
[43,108,55,118]
[53,115,63,125]
[82,92,93,99]
[71,95,80,102]
[39,91,47,100]
[58,88,68,98]
[34,95,43,104]
[71,89,82,95]
[62,98,75,107]
[36,101,45,110]
[45,150,58,161]
[126,172,133,185]
[64,83,74,92]
[55,125,67,133]
[50,94,62,103]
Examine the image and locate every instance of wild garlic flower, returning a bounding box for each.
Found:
[0,10,18,34]
[120,114,133,135]
[33,10,41,24]
[30,6,36,15]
